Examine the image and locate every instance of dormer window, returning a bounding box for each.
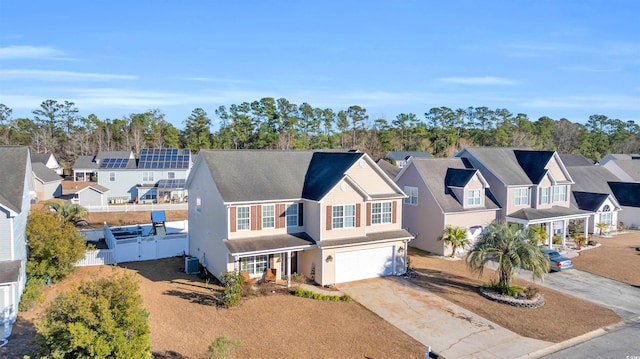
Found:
[467,189,481,207]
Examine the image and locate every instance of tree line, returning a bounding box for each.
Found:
[1,99,638,171]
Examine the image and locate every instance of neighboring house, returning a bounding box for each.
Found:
[72,150,134,182]
[375,159,400,179]
[31,162,63,201]
[395,158,500,256]
[566,165,622,234]
[73,149,191,203]
[186,150,412,286]
[559,154,595,167]
[0,146,34,337]
[385,151,431,168]
[607,182,640,229]
[456,147,591,246]
[71,184,110,207]
[30,153,63,175]
[598,154,640,182]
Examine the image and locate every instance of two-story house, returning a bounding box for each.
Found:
[456,148,591,247]
[0,146,34,337]
[186,150,412,286]
[395,158,500,256]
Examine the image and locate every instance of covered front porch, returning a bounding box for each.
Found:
[506,207,592,248]
[224,232,316,287]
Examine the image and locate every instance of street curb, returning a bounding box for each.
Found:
[515,320,630,359]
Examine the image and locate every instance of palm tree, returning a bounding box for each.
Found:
[466,221,550,293]
[595,222,608,236]
[528,225,547,246]
[440,226,470,257]
[45,200,88,226]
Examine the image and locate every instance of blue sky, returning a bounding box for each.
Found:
[1,1,639,129]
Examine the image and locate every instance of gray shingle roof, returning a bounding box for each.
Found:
[96,151,133,160]
[30,153,52,165]
[224,232,315,255]
[197,150,366,202]
[72,155,98,170]
[386,151,431,162]
[559,154,595,167]
[317,229,413,248]
[376,159,400,179]
[508,206,591,221]
[32,162,62,183]
[608,182,640,207]
[609,160,640,182]
[0,146,29,213]
[567,166,619,194]
[409,158,500,213]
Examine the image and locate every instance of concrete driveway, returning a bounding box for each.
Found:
[338,276,551,359]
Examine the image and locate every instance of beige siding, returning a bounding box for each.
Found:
[445,211,497,230]
[346,157,398,195]
[506,187,532,215]
[396,164,447,255]
[297,248,322,283]
[546,156,568,182]
[304,201,321,240]
[227,202,306,239]
[365,199,402,234]
[321,181,366,240]
[461,153,508,217]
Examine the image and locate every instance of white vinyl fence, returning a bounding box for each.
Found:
[76,222,188,266]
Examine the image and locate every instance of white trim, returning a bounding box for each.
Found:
[229,244,316,257]
[318,237,412,249]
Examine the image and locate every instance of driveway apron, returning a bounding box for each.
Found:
[338,276,551,359]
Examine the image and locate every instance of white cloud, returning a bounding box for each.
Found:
[438,76,519,86]
[0,45,66,59]
[0,69,137,81]
[522,95,640,111]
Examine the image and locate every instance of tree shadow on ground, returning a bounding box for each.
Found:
[162,289,219,306]
[153,350,189,358]
[408,267,482,297]
[0,317,39,358]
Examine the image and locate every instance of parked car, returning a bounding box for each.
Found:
[542,249,574,271]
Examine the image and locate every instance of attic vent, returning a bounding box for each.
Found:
[185,257,199,274]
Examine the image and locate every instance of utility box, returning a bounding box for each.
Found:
[185,257,199,274]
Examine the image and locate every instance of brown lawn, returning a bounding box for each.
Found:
[571,232,640,286]
[2,257,426,359]
[85,210,188,227]
[407,248,623,343]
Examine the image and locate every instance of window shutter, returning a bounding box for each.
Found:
[256,205,262,230]
[366,202,371,226]
[298,203,304,226]
[250,206,258,231]
[230,207,237,233]
[392,201,397,224]
[326,205,332,231]
[277,204,286,228]
[356,203,361,227]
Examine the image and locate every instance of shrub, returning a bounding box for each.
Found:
[36,272,152,359]
[18,278,46,311]
[293,287,351,302]
[482,280,528,297]
[573,234,587,248]
[208,336,241,359]
[285,272,307,285]
[552,235,563,245]
[220,271,244,308]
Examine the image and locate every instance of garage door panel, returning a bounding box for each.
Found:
[334,246,394,284]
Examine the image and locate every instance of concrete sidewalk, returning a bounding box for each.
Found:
[338,277,551,359]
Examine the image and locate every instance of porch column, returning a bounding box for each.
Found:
[584,216,589,239]
[286,251,292,288]
[234,255,239,271]
[547,222,553,249]
[561,219,567,248]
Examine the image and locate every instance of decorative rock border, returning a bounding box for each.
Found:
[479,287,545,309]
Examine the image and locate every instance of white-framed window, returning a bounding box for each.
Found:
[332,204,355,229]
[286,203,298,227]
[240,255,268,276]
[109,172,115,182]
[237,206,250,231]
[599,205,612,226]
[514,187,529,205]
[372,202,392,224]
[404,186,418,205]
[467,189,481,207]
[552,185,567,202]
[142,171,154,183]
[168,172,175,179]
[262,204,275,229]
[397,160,407,168]
[539,187,550,205]
[196,197,202,212]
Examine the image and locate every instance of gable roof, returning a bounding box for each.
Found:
[72,155,98,170]
[76,184,110,194]
[0,146,30,214]
[608,182,640,207]
[195,150,377,203]
[444,168,476,188]
[607,160,640,182]
[559,154,595,167]
[30,153,53,165]
[572,192,610,212]
[376,159,400,179]
[32,162,62,183]
[457,147,570,186]
[567,166,620,194]
[386,151,431,162]
[405,158,500,213]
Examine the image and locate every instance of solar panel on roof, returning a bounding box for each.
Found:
[157,179,186,189]
[99,158,129,169]
[138,148,190,169]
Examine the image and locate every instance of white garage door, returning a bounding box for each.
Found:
[334,246,395,284]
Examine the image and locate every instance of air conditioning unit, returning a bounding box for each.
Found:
[185,257,200,274]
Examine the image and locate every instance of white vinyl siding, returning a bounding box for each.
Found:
[514,187,529,206]
[467,189,481,207]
